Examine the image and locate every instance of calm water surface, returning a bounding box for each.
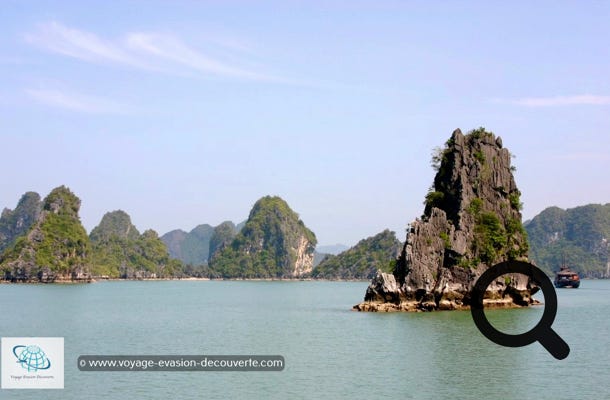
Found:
[1,280,609,399]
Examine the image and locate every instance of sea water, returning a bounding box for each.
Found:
[1,280,609,399]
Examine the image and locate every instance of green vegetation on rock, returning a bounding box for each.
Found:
[473,211,507,264]
[311,230,401,279]
[0,186,90,282]
[427,128,529,268]
[0,191,42,253]
[90,210,182,278]
[467,200,528,265]
[526,204,610,277]
[208,221,238,261]
[209,196,316,278]
[424,189,444,209]
[90,210,140,242]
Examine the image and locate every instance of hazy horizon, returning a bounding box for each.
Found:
[2,1,610,246]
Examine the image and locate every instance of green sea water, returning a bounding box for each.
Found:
[1,280,609,399]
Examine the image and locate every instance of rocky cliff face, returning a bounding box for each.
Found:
[90,210,140,242]
[0,192,42,253]
[292,236,315,276]
[355,128,533,311]
[0,186,91,282]
[209,196,317,278]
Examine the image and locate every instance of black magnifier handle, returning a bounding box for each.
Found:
[538,328,570,360]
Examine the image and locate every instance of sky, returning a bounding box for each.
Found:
[2,1,610,247]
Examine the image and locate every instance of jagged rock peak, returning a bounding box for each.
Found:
[0,191,42,253]
[0,186,91,283]
[356,128,532,312]
[90,210,140,242]
[43,185,81,216]
[425,128,521,228]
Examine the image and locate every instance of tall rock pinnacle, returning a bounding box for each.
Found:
[355,128,534,311]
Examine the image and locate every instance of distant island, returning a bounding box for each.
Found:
[311,230,401,280]
[1,136,608,283]
[160,220,246,267]
[206,196,317,278]
[526,204,610,278]
[0,188,398,282]
[89,210,182,279]
[0,186,91,282]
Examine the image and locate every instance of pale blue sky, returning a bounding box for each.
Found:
[2,1,609,246]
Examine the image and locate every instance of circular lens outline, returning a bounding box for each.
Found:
[470,260,570,359]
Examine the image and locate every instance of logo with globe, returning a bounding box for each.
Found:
[12,345,52,372]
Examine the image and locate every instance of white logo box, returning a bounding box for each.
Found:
[1,337,64,389]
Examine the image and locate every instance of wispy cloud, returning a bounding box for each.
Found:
[126,33,285,82]
[26,88,135,114]
[25,21,144,68]
[25,21,288,83]
[496,95,610,107]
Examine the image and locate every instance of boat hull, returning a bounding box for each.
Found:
[554,279,580,289]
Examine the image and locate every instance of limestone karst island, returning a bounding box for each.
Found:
[1,128,608,293]
[354,128,534,312]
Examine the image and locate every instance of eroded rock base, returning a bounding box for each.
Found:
[353,297,540,312]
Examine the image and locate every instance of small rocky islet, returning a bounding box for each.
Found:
[354,128,535,312]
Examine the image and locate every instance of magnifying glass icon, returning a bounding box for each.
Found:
[470,260,570,360]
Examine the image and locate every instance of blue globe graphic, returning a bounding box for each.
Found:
[13,345,51,372]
